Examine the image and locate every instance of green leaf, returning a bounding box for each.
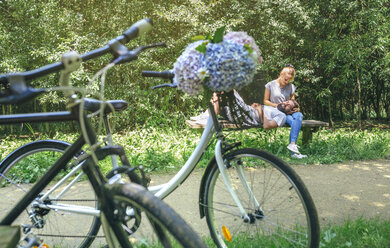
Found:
[205,33,212,41]
[212,26,225,43]
[191,35,206,41]
[244,44,253,53]
[202,86,213,108]
[195,42,208,54]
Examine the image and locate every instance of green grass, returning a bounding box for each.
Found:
[0,126,389,247]
[319,217,390,248]
[201,217,390,247]
[1,126,389,175]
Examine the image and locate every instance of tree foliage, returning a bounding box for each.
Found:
[0,0,389,133]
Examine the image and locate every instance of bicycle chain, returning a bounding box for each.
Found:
[37,233,105,238]
[49,199,96,202]
[33,199,102,239]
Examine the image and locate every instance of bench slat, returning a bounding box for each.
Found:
[186,119,328,145]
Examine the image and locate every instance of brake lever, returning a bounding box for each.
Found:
[113,42,166,65]
[152,82,177,89]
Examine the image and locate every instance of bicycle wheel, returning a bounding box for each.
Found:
[0,140,101,248]
[104,182,207,248]
[202,148,320,248]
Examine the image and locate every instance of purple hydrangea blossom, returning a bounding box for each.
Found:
[173,41,205,95]
[224,31,263,64]
[202,41,257,92]
[173,32,261,95]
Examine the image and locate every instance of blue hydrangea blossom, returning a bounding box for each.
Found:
[173,33,261,95]
[201,41,257,92]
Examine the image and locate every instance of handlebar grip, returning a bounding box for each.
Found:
[141,70,174,80]
[122,19,153,43]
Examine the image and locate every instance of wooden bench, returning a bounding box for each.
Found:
[0,226,20,248]
[186,72,329,144]
[186,119,328,145]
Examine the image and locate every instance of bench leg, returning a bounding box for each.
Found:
[302,127,312,145]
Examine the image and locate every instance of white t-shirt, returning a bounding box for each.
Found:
[263,106,286,127]
[265,80,295,104]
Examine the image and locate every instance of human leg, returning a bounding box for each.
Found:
[285,112,306,157]
[285,112,303,143]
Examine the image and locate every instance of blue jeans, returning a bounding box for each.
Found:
[285,112,303,144]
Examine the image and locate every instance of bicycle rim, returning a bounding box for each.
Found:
[0,140,101,248]
[203,148,320,248]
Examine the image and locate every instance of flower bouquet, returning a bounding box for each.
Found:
[173,27,262,95]
[173,27,263,127]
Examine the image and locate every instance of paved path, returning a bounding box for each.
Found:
[150,159,390,237]
[2,159,389,246]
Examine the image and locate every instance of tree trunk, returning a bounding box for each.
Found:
[328,97,334,127]
[357,70,362,129]
[351,85,355,120]
[374,79,382,119]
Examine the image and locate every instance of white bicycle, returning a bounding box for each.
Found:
[0,63,320,247]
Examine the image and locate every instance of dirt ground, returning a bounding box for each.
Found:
[150,159,390,236]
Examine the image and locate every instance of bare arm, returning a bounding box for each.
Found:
[263,118,278,130]
[264,88,278,107]
[211,92,219,115]
[253,105,279,130]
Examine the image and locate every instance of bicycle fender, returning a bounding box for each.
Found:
[198,155,217,219]
[0,140,72,172]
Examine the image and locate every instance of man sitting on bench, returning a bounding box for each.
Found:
[192,90,286,130]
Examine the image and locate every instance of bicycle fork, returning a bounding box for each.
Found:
[214,140,262,223]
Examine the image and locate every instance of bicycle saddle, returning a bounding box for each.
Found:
[83,98,128,114]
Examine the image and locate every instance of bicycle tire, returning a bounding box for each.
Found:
[104,182,207,248]
[0,140,101,248]
[202,148,320,248]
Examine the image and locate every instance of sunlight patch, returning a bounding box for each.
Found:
[341,194,360,201]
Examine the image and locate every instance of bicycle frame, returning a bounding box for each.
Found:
[0,107,91,222]
[148,103,255,221]
[0,102,140,233]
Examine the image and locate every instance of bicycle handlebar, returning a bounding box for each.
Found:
[141,70,177,89]
[0,19,157,104]
[142,70,174,79]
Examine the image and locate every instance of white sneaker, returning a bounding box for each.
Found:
[195,118,208,126]
[190,111,209,121]
[287,143,300,154]
[291,153,307,159]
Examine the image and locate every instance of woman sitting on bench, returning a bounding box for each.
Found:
[264,64,306,158]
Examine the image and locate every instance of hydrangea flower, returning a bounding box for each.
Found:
[202,41,257,92]
[173,30,262,95]
[224,31,263,64]
[173,41,205,95]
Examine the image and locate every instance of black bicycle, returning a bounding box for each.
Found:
[0,19,206,248]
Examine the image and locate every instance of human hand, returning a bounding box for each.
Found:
[251,103,261,108]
